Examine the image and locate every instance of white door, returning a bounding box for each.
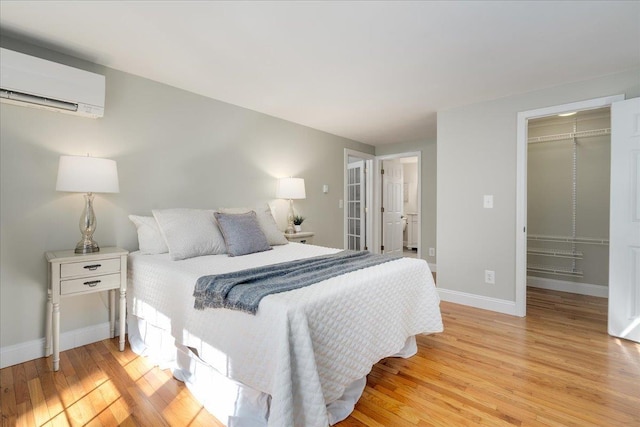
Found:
[382,160,403,254]
[347,161,366,250]
[609,97,640,343]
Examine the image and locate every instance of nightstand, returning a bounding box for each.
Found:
[45,247,128,371]
[284,231,315,244]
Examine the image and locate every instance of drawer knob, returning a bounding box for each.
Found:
[83,264,102,271]
[83,280,101,287]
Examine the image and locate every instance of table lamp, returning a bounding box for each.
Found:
[276,177,306,234]
[55,155,119,253]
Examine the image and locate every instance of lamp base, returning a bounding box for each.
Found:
[75,193,100,254]
[285,198,296,234]
[75,239,100,254]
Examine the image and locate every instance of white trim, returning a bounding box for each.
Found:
[0,321,121,369]
[428,263,437,273]
[515,94,624,318]
[437,288,518,316]
[527,276,608,298]
[375,151,422,258]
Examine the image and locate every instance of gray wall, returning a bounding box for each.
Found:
[527,110,610,286]
[437,69,639,302]
[376,139,437,267]
[0,37,373,350]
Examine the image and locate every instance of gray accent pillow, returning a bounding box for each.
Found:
[214,211,273,257]
[218,204,288,246]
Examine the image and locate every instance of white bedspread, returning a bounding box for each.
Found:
[128,243,443,427]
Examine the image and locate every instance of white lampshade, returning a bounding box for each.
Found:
[276,177,306,199]
[56,155,119,193]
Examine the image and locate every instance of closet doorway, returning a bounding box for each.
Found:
[515,94,624,317]
[526,108,611,297]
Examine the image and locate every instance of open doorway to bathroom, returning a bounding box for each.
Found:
[344,149,422,258]
[400,157,419,258]
[376,152,421,259]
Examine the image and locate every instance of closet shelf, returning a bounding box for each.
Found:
[527,264,584,278]
[527,127,610,144]
[527,248,583,259]
[527,234,609,245]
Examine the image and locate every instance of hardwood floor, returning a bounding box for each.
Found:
[2,288,638,426]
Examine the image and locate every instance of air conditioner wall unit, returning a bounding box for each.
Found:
[0,48,105,118]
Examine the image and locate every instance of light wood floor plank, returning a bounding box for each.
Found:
[0,375,18,427]
[1,288,638,426]
[26,377,51,427]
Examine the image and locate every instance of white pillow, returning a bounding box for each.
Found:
[152,209,226,260]
[218,203,288,246]
[128,215,169,254]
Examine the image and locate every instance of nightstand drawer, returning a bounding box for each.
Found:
[60,273,121,295]
[60,258,121,278]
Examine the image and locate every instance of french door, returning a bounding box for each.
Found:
[347,161,366,250]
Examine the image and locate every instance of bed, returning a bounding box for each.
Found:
[127,209,443,427]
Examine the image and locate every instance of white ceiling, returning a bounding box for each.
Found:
[1,1,638,146]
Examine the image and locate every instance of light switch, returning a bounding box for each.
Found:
[323,184,329,193]
[339,199,344,208]
[483,195,494,209]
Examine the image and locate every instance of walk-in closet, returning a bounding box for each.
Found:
[527,107,611,295]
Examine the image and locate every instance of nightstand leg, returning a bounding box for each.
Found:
[45,290,52,356]
[119,289,126,351]
[52,302,60,371]
[109,289,116,339]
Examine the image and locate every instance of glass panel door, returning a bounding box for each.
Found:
[347,160,365,250]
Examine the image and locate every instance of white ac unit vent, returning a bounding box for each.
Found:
[0,48,105,118]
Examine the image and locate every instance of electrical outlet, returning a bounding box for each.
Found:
[338,199,343,208]
[485,270,495,284]
[429,247,435,257]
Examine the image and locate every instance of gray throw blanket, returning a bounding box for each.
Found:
[193,250,399,314]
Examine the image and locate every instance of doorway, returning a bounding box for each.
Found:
[344,150,422,258]
[515,94,624,317]
[526,107,611,296]
[376,152,422,258]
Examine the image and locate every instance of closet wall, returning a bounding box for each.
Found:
[527,107,610,288]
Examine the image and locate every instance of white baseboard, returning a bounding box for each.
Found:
[527,276,608,298]
[0,321,121,369]
[428,263,437,272]
[437,288,518,316]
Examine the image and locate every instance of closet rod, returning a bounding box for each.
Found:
[527,264,584,278]
[527,248,583,259]
[527,234,609,245]
[527,128,610,144]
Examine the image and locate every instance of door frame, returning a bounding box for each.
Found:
[344,149,374,251]
[373,152,422,257]
[515,94,624,317]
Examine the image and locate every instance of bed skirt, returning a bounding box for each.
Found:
[128,314,418,427]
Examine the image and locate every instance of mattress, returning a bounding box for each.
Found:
[128,243,443,427]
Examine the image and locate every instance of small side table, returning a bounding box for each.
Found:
[45,247,128,371]
[284,231,315,244]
